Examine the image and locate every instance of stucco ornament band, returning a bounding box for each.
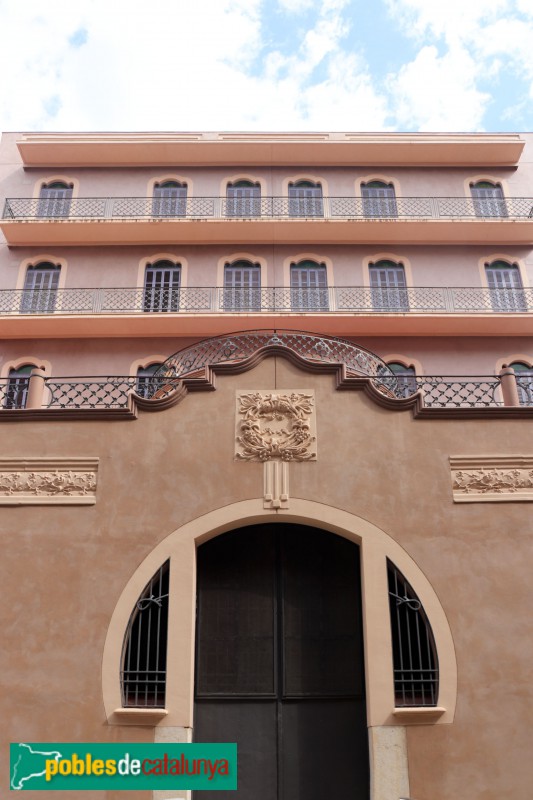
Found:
[450,456,533,502]
[0,458,98,505]
[235,390,317,462]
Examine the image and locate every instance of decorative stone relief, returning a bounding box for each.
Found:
[0,458,99,505]
[450,456,533,502]
[235,391,317,462]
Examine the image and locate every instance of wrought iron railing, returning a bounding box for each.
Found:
[0,373,526,410]
[2,286,533,315]
[4,196,533,220]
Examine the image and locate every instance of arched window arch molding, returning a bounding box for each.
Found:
[129,355,169,377]
[281,174,329,197]
[382,354,424,376]
[216,253,268,287]
[362,253,413,289]
[147,175,193,197]
[282,253,334,288]
[464,175,510,199]
[31,175,79,199]
[0,356,51,378]
[477,254,530,289]
[495,354,533,374]
[356,174,402,198]
[220,174,267,197]
[15,255,68,291]
[137,254,189,289]
[102,499,457,732]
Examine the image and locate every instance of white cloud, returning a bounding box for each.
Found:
[387,45,491,131]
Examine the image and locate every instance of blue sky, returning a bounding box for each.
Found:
[0,0,532,132]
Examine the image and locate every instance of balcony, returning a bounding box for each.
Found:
[3,196,533,246]
[1,285,532,339]
[1,373,530,416]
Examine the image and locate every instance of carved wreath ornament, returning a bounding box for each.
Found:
[236,391,316,462]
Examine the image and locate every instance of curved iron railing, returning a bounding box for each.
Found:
[4,196,533,221]
[155,331,394,383]
[0,373,522,410]
[1,286,532,315]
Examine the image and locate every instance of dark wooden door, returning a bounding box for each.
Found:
[194,524,369,800]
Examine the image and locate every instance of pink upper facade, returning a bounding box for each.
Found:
[0,131,532,383]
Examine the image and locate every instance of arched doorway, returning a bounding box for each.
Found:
[194,523,369,800]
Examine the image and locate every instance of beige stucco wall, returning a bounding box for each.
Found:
[2,355,532,799]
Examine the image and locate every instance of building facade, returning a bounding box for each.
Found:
[1,131,532,800]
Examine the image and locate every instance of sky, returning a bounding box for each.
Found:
[0,0,532,133]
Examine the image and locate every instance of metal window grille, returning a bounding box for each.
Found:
[21,263,60,313]
[485,262,526,312]
[4,365,34,409]
[387,560,439,707]
[290,261,329,311]
[121,560,169,708]
[226,181,261,217]
[369,261,409,311]
[143,262,181,312]
[510,362,533,406]
[288,182,323,217]
[223,261,261,311]
[152,182,187,217]
[388,363,417,398]
[37,182,72,217]
[136,363,164,399]
[471,182,507,218]
[361,181,398,217]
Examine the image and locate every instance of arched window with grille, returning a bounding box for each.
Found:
[369,260,409,311]
[223,259,261,311]
[37,181,73,218]
[226,180,261,217]
[290,260,329,311]
[21,262,61,314]
[4,364,36,409]
[387,362,417,398]
[471,181,507,218]
[485,260,526,312]
[288,180,323,217]
[361,181,397,217]
[136,363,165,399]
[388,559,438,707]
[143,260,181,313]
[510,362,533,406]
[152,181,187,217]
[121,560,169,708]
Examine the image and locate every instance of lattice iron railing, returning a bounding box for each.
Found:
[4,196,533,220]
[2,286,533,315]
[0,372,523,410]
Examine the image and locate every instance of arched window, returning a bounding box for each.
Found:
[369,260,409,311]
[223,259,261,311]
[143,260,181,313]
[485,260,526,312]
[136,363,165,399]
[20,262,61,314]
[4,364,36,409]
[288,180,323,217]
[121,561,169,708]
[152,181,187,217]
[387,362,417,398]
[388,560,438,707]
[361,181,397,218]
[37,181,72,218]
[290,260,328,311]
[510,362,533,406]
[226,180,261,217]
[470,181,507,218]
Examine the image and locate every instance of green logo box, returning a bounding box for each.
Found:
[10,742,237,791]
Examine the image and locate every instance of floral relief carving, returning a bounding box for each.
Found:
[0,458,99,505]
[236,391,317,462]
[450,456,533,502]
[0,470,97,496]
[453,468,533,494]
